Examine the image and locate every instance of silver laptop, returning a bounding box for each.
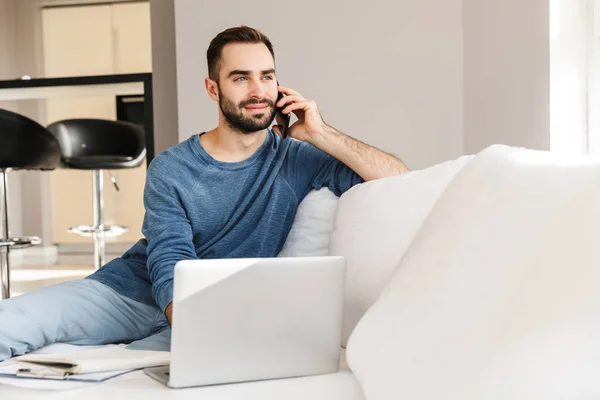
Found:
[144,256,346,388]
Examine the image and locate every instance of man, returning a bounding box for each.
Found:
[0,26,408,360]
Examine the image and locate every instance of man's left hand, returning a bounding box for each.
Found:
[165,302,173,325]
[272,85,327,144]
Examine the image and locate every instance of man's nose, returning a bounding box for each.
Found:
[247,79,267,98]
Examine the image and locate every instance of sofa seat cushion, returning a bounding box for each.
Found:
[41,370,364,400]
[1,346,363,400]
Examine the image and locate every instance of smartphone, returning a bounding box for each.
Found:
[275,82,290,138]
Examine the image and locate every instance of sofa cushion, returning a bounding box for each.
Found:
[329,155,473,345]
[43,370,365,400]
[347,145,600,400]
[279,188,339,257]
[0,346,364,400]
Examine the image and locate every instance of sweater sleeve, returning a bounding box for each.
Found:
[142,154,199,312]
[284,140,364,198]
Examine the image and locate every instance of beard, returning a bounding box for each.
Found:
[218,88,276,134]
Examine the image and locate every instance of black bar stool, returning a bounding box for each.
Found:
[47,119,145,270]
[0,109,61,299]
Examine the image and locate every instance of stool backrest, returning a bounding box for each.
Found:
[47,119,146,169]
[0,109,61,170]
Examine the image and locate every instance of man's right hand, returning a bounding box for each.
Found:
[165,302,173,325]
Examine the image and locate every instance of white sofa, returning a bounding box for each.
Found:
[4,144,600,399]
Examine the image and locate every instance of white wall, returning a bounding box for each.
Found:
[588,0,600,156]
[172,0,464,170]
[463,0,551,155]
[550,0,588,155]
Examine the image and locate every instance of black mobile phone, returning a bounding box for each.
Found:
[275,82,290,138]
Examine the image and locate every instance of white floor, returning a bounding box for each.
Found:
[7,248,120,297]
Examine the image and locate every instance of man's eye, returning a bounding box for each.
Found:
[234,77,247,82]
[262,75,274,80]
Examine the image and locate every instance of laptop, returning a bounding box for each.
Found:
[144,256,346,388]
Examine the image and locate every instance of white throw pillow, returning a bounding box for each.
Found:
[278,188,340,257]
[347,145,600,400]
[330,155,473,346]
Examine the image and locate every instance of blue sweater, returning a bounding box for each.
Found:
[88,130,363,312]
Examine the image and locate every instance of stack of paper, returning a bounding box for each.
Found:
[0,346,169,383]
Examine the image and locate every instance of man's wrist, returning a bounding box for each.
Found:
[308,124,342,149]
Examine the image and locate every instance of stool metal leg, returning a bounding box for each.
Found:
[69,169,129,270]
[0,170,43,300]
[93,169,105,270]
[0,170,10,300]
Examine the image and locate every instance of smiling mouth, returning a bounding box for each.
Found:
[244,104,271,116]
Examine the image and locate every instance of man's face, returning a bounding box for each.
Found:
[216,43,278,134]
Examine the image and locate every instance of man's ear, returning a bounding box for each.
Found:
[205,77,219,102]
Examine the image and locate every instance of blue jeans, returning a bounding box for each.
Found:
[0,279,170,361]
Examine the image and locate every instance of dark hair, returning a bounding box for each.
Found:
[207,26,275,81]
